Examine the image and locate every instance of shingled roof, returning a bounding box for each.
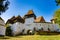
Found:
[34,16,46,23]
[6,15,25,24]
[24,10,36,19]
[10,16,15,20]
[13,15,24,23]
[0,17,4,21]
[25,10,34,15]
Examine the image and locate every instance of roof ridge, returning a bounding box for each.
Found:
[34,16,45,23]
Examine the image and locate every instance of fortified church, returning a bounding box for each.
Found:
[5,10,59,36]
[0,10,59,36]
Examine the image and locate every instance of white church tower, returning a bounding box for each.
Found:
[23,10,36,34]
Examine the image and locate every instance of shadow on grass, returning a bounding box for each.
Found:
[6,35,23,38]
[0,37,10,39]
[38,33,60,36]
[39,34,60,36]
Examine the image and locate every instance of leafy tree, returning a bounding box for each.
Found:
[53,9,60,26]
[55,0,60,6]
[0,0,10,15]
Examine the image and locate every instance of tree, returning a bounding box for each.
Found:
[53,9,60,26]
[0,0,10,15]
[55,0,60,6]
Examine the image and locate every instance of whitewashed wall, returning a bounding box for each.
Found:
[11,22,24,36]
[0,26,6,36]
[0,20,5,36]
[34,23,59,31]
[23,23,60,34]
[25,17,34,24]
[10,22,60,36]
[24,23,35,34]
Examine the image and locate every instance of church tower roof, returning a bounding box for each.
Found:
[24,10,36,19]
[34,16,45,23]
[26,10,34,15]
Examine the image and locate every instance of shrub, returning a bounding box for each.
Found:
[6,26,12,36]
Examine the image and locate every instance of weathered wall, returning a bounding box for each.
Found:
[11,22,60,36]
[0,20,5,36]
[34,23,59,31]
[25,17,34,24]
[23,23,59,34]
[0,26,6,35]
[11,22,24,35]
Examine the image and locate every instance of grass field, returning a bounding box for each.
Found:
[0,35,60,40]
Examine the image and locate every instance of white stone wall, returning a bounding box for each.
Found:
[0,20,5,36]
[34,23,59,31]
[10,22,60,35]
[23,23,60,34]
[25,17,34,24]
[24,23,35,34]
[0,26,6,35]
[11,22,24,36]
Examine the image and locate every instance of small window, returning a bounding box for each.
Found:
[48,28,50,31]
[40,24,41,26]
[41,28,43,31]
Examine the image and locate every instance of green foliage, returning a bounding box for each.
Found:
[6,26,12,36]
[55,0,60,6]
[0,0,10,15]
[5,24,9,27]
[53,9,60,26]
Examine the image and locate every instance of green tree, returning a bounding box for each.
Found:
[53,9,60,26]
[55,0,60,6]
[0,0,10,15]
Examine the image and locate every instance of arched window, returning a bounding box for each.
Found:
[33,27,36,31]
[41,27,43,31]
[48,28,50,32]
[21,29,25,34]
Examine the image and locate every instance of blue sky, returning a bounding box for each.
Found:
[1,0,60,22]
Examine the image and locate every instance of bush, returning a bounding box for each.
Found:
[6,26,12,36]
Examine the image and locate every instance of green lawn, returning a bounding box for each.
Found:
[0,35,60,40]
